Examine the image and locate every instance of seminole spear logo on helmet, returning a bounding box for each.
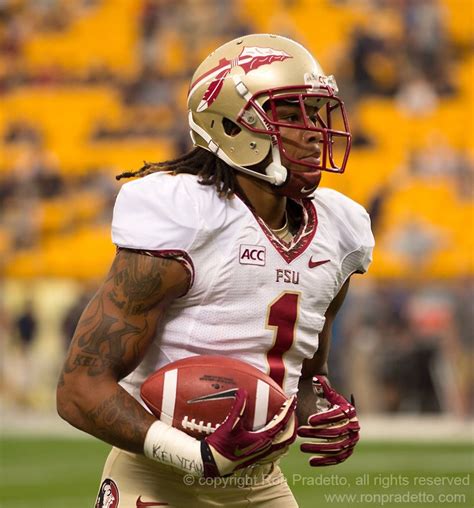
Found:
[190,46,293,112]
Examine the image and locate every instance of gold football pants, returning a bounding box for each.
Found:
[95,446,298,507]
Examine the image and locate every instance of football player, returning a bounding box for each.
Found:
[57,34,374,507]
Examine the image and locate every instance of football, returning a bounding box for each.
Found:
[140,355,289,439]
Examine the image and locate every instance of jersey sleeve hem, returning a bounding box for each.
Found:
[339,245,373,277]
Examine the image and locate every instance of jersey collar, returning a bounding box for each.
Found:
[236,192,318,264]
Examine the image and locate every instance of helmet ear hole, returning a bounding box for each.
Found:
[222,118,241,137]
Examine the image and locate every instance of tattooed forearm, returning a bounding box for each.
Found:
[86,387,154,452]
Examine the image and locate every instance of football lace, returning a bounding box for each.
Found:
[181,416,221,435]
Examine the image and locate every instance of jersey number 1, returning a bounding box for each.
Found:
[266,292,299,387]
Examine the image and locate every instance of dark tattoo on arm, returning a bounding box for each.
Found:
[107,251,171,315]
[63,251,182,379]
[73,355,98,367]
[86,388,153,451]
[62,297,148,379]
[58,250,189,450]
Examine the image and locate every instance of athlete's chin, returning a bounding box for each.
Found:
[295,169,322,197]
[289,161,322,176]
[294,168,322,184]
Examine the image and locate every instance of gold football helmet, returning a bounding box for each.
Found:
[187,33,351,198]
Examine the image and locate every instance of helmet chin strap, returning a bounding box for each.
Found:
[188,111,288,186]
[263,144,287,185]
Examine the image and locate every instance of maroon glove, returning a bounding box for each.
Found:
[201,389,297,477]
[297,376,359,466]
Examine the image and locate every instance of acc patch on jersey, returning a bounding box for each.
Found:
[239,244,266,266]
[95,478,119,508]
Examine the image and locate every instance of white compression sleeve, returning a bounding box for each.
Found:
[143,420,203,476]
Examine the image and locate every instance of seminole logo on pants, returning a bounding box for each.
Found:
[95,479,119,508]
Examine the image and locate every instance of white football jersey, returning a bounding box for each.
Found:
[112,172,374,399]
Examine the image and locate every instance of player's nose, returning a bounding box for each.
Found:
[302,128,322,144]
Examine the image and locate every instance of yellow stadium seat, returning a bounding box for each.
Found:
[442,0,474,46]
[39,199,73,235]
[23,0,141,78]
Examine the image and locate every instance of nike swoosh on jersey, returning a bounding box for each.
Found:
[308,258,330,269]
[136,496,169,507]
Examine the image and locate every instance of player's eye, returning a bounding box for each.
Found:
[280,114,300,123]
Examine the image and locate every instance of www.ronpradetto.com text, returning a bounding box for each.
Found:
[324,492,467,505]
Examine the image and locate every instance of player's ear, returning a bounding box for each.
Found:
[222,118,241,137]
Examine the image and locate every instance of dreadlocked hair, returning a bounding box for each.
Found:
[116,147,237,198]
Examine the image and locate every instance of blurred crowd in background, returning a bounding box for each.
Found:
[0,0,472,417]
